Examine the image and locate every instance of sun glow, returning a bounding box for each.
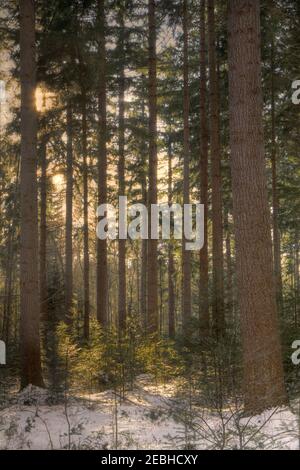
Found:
[35,86,56,113]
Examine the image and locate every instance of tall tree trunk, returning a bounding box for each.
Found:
[224,207,234,322]
[3,229,14,344]
[199,0,209,335]
[82,91,90,340]
[182,0,191,331]
[118,5,126,332]
[140,94,148,329]
[168,140,175,338]
[147,0,158,333]
[294,229,299,327]
[97,0,108,327]
[207,0,224,337]
[19,0,43,388]
[270,34,283,309]
[40,137,47,322]
[228,0,287,414]
[65,102,73,323]
[141,175,148,329]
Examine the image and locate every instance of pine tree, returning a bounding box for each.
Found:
[19,0,43,388]
[147,0,158,333]
[207,0,224,337]
[228,0,287,413]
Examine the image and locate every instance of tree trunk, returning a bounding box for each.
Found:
[97,0,108,327]
[3,229,14,344]
[40,137,48,322]
[199,0,209,335]
[228,0,287,414]
[19,0,43,388]
[82,91,90,340]
[182,0,191,331]
[118,5,126,332]
[65,101,73,323]
[207,0,224,337]
[147,0,158,333]
[224,208,234,322]
[168,140,175,338]
[270,34,283,309]
[140,94,148,330]
[141,175,148,329]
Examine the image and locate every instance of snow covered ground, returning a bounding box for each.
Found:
[0,376,299,450]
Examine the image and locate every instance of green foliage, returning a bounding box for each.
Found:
[137,335,184,382]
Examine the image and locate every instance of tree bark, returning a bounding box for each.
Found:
[168,140,175,338]
[207,0,224,337]
[147,0,158,333]
[40,136,48,322]
[118,5,127,332]
[228,0,287,414]
[182,0,192,331]
[224,207,234,322]
[141,175,148,330]
[82,91,90,340]
[199,0,209,335]
[65,101,73,323]
[97,0,108,327]
[19,0,43,388]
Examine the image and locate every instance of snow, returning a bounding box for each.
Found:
[0,376,299,450]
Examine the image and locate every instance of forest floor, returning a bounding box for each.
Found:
[0,375,299,450]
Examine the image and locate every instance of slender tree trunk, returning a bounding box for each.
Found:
[118,6,126,332]
[207,0,224,337]
[294,229,299,327]
[168,140,175,338]
[224,208,234,321]
[270,34,283,309]
[199,0,209,335]
[147,0,158,333]
[182,0,192,331]
[19,0,43,388]
[140,94,148,329]
[65,102,73,323]
[82,91,90,340]
[97,0,108,327]
[40,137,47,322]
[141,176,148,329]
[3,229,14,344]
[228,0,287,414]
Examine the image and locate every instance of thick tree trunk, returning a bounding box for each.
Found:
[182,0,192,331]
[147,0,158,333]
[82,92,90,340]
[207,0,224,337]
[168,140,175,338]
[118,6,126,332]
[97,0,108,327]
[270,35,283,309]
[40,137,47,322]
[199,0,209,335]
[65,102,73,323]
[19,0,43,388]
[228,0,287,414]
